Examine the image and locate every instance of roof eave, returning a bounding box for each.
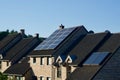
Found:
[28,55,52,57]
[4,73,23,76]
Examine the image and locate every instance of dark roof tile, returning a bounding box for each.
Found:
[2,37,40,65]
[4,63,30,76]
[93,48,120,80]
[0,33,20,49]
[67,66,100,80]
[69,32,109,66]
[3,38,33,60]
[97,33,120,53]
[68,33,120,80]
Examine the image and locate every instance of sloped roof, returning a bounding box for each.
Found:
[93,47,120,80]
[66,66,100,80]
[3,38,33,60]
[30,26,88,57]
[97,33,120,53]
[0,33,21,49]
[91,33,120,79]
[69,32,110,66]
[4,63,30,76]
[68,33,120,80]
[2,37,40,65]
[34,25,87,51]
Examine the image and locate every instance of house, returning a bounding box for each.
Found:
[4,63,32,80]
[0,33,22,72]
[28,25,88,80]
[0,30,41,80]
[56,32,120,80]
[29,50,54,80]
[0,33,22,59]
[93,33,120,80]
[2,25,120,80]
[55,32,111,80]
[28,25,120,80]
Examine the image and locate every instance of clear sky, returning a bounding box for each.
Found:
[0,0,120,37]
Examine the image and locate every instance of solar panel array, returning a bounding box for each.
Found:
[35,27,76,50]
[83,52,109,65]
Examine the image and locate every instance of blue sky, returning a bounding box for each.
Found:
[0,0,120,37]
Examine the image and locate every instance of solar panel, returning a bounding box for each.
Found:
[35,27,76,50]
[83,52,109,65]
[83,53,98,65]
[93,52,109,64]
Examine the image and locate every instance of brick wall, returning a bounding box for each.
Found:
[0,61,10,72]
[30,57,53,80]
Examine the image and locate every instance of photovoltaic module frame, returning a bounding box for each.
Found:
[35,27,76,50]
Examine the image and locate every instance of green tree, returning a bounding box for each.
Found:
[0,72,8,80]
[27,34,33,38]
[0,32,9,40]
[10,30,18,34]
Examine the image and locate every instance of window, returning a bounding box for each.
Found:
[40,57,44,65]
[33,57,36,63]
[67,66,71,77]
[83,52,109,65]
[57,67,61,78]
[40,76,44,80]
[6,61,9,66]
[47,57,51,65]
[9,76,14,80]
[16,76,23,80]
[47,77,51,80]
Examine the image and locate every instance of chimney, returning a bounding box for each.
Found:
[35,33,39,38]
[20,29,25,35]
[59,24,64,29]
[20,29,26,38]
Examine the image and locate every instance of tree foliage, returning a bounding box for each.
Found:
[0,72,8,80]
[9,29,18,34]
[0,32,9,40]
[0,29,45,42]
